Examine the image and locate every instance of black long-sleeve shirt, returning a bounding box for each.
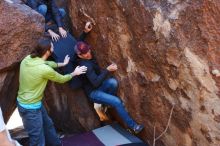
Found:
[26,0,63,31]
[51,31,89,89]
[79,59,109,96]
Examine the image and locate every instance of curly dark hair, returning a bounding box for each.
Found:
[31,38,51,58]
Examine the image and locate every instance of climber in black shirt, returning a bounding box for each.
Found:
[75,42,144,133]
[51,22,93,89]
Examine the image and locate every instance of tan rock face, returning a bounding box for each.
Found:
[0,0,100,133]
[1,0,220,145]
[0,0,44,71]
[0,0,44,121]
[68,0,220,145]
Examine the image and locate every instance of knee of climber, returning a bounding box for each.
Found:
[38,4,47,16]
[112,98,123,107]
[107,78,118,89]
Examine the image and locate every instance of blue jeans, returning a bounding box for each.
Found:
[38,4,66,17]
[18,104,61,146]
[90,78,137,129]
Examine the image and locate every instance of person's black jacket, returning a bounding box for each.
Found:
[52,31,88,89]
[26,0,63,31]
[78,58,109,96]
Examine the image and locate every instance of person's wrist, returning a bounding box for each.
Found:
[59,27,63,31]
[105,68,110,72]
[84,29,90,33]
[71,72,76,77]
[48,29,52,33]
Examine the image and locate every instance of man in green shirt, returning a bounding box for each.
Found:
[17,38,87,146]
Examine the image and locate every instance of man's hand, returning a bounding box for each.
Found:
[84,22,93,33]
[57,55,70,67]
[71,66,87,76]
[48,29,60,41]
[107,63,118,72]
[63,55,70,66]
[59,27,67,38]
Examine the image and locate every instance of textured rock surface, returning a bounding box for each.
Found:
[44,83,100,133]
[0,0,44,121]
[0,0,44,71]
[68,0,220,145]
[0,0,100,133]
[1,0,220,145]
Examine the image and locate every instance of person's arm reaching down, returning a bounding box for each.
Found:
[48,29,60,42]
[50,0,67,38]
[51,0,63,28]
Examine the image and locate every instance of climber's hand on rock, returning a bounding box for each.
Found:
[59,27,67,38]
[212,69,220,77]
[107,63,117,72]
[84,22,93,33]
[48,29,60,41]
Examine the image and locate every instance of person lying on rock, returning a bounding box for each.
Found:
[0,107,21,146]
[17,38,87,146]
[74,42,144,134]
[26,0,67,41]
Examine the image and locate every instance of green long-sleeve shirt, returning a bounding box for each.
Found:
[17,55,72,105]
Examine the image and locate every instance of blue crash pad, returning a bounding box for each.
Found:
[61,123,148,146]
[52,33,82,89]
